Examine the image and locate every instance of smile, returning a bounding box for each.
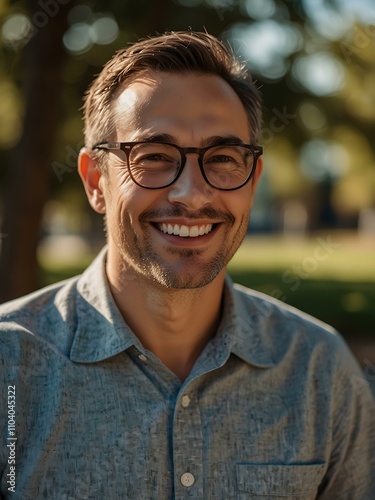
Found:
[157,223,213,237]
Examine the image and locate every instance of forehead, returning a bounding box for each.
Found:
[111,71,251,144]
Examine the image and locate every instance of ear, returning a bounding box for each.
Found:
[78,148,106,214]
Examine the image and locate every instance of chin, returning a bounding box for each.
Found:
[147,261,225,290]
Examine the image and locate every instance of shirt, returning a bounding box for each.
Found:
[0,248,374,499]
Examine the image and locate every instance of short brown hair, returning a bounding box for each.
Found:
[83,31,262,166]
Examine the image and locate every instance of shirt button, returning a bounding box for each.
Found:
[181,395,190,408]
[180,472,195,487]
[138,354,147,362]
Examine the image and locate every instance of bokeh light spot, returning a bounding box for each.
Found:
[298,101,327,131]
[63,23,93,54]
[228,21,303,79]
[292,52,346,96]
[243,0,276,19]
[1,14,32,46]
[91,16,119,45]
[300,139,349,181]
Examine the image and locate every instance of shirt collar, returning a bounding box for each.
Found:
[70,247,140,362]
[224,277,275,368]
[69,247,274,368]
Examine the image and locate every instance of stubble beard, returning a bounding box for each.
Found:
[115,212,250,290]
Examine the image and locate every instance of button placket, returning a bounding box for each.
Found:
[173,385,203,497]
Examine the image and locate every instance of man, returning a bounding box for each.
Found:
[0,31,374,499]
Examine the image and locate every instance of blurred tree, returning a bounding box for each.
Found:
[0,0,246,301]
[0,0,76,301]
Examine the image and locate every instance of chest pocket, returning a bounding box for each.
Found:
[236,463,326,499]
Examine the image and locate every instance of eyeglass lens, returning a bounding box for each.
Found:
[125,143,255,189]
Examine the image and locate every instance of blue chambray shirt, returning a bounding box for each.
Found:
[0,248,374,499]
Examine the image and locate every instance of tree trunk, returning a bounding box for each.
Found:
[0,2,73,302]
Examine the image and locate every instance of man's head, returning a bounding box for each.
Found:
[82,31,262,170]
[79,31,263,290]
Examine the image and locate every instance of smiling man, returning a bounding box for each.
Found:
[79,67,263,380]
[0,31,374,499]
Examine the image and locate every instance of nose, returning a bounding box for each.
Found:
[167,154,215,210]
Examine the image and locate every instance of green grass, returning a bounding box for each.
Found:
[39,257,95,285]
[228,233,375,339]
[229,233,375,281]
[39,231,375,339]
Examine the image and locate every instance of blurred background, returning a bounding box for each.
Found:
[0,0,374,372]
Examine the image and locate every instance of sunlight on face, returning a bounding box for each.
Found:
[101,72,262,290]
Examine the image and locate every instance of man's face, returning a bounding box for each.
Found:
[82,71,262,289]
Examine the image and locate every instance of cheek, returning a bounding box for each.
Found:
[103,176,136,228]
[105,178,157,234]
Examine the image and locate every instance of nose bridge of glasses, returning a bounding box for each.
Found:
[180,146,202,166]
[174,147,210,191]
[179,147,209,187]
[168,152,214,204]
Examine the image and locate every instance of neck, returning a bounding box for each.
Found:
[106,261,226,381]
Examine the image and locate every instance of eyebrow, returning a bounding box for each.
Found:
[132,133,246,147]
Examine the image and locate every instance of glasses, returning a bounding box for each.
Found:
[94,141,263,191]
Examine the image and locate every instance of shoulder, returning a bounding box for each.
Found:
[0,276,79,322]
[0,276,80,356]
[231,280,375,413]
[231,281,356,372]
[233,281,337,336]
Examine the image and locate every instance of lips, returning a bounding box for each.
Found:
[157,223,213,237]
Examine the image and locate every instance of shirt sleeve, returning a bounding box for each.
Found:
[317,339,375,499]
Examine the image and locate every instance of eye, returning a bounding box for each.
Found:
[207,154,237,163]
[204,150,244,169]
[130,143,180,167]
[140,153,173,162]
[205,146,246,162]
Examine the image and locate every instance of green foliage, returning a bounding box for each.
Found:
[1,0,375,301]
[1,0,374,219]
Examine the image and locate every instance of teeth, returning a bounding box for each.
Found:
[180,226,189,237]
[158,223,213,237]
[189,226,199,237]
